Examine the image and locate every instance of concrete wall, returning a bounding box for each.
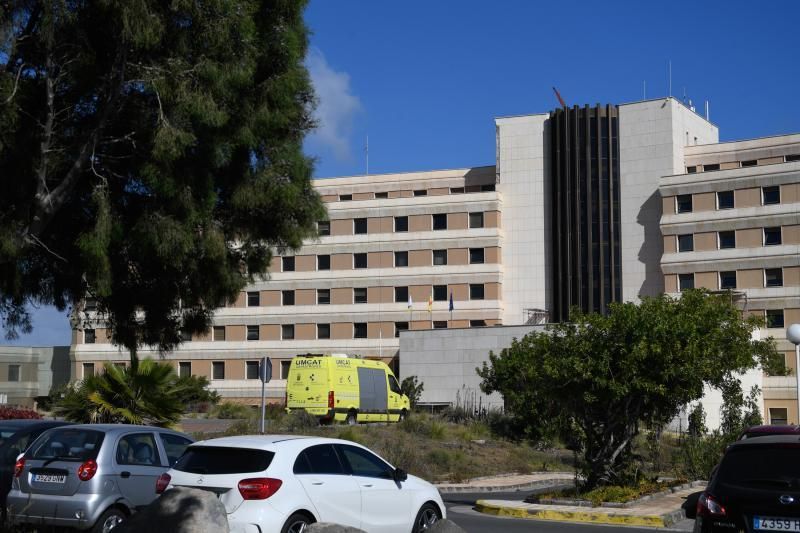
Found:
[399,324,544,410]
[618,98,718,302]
[495,114,551,325]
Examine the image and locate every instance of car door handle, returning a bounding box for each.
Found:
[120,471,131,478]
[311,481,324,485]
[360,484,373,488]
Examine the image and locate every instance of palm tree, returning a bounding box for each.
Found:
[55,359,186,427]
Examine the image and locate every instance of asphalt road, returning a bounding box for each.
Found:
[442,490,695,533]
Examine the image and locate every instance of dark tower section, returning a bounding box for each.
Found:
[550,104,621,322]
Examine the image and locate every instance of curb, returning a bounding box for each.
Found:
[475,500,686,528]
[437,479,573,494]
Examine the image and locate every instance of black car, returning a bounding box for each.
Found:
[695,435,800,533]
[0,419,71,518]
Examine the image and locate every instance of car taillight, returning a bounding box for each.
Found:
[328,391,335,409]
[238,477,282,500]
[697,493,726,516]
[155,473,171,494]
[14,456,25,478]
[77,459,98,481]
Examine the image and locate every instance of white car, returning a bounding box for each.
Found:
[157,435,445,533]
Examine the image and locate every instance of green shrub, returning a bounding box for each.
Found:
[337,427,362,443]
[222,418,257,436]
[212,402,254,420]
[285,410,319,432]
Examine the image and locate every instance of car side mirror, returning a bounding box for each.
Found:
[393,468,408,482]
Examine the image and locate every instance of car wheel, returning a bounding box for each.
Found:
[346,410,358,425]
[92,507,126,533]
[412,502,440,532]
[281,512,315,533]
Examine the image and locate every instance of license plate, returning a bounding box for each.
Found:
[33,474,66,483]
[754,517,800,531]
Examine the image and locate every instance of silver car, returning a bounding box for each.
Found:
[7,424,193,532]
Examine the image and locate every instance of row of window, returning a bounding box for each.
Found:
[673,186,782,214]
[240,319,489,341]
[676,268,790,291]
[331,184,496,203]
[674,227,785,252]
[318,211,487,236]
[686,154,800,174]
[278,247,490,273]
[245,284,488,308]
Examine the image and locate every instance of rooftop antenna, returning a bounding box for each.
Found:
[552,86,567,107]
[705,100,710,121]
[365,135,369,176]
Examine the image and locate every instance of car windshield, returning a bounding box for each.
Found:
[718,445,800,487]
[27,429,104,462]
[173,446,274,475]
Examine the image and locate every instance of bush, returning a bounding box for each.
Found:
[285,410,319,432]
[398,415,445,440]
[212,402,254,420]
[0,406,41,420]
[336,427,362,444]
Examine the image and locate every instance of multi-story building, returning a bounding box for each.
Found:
[69,96,800,424]
[660,135,800,424]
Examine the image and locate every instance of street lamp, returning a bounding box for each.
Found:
[787,324,800,425]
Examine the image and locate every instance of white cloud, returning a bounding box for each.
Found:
[307,48,363,161]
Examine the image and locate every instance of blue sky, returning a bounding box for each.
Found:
[7,0,800,347]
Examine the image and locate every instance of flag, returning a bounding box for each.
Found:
[427,292,433,313]
[407,294,413,309]
[449,290,454,312]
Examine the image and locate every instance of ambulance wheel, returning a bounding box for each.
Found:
[399,409,408,422]
[345,410,358,425]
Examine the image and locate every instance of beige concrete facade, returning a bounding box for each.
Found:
[662,133,800,422]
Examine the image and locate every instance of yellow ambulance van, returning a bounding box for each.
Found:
[285,353,410,424]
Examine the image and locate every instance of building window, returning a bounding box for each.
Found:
[317,221,331,236]
[178,362,191,378]
[213,326,226,341]
[339,194,352,201]
[8,365,20,382]
[394,251,408,267]
[318,255,330,270]
[719,271,737,290]
[470,319,487,327]
[762,186,780,205]
[718,231,736,249]
[354,287,367,304]
[395,286,408,303]
[212,361,225,380]
[282,256,295,272]
[394,216,408,232]
[394,322,408,338]
[741,159,757,167]
[676,194,693,214]
[703,163,720,172]
[678,273,694,291]
[353,323,367,339]
[246,361,260,380]
[83,363,95,378]
[433,249,448,266]
[179,330,192,342]
[717,190,734,210]
[84,329,96,344]
[433,321,448,329]
[247,325,259,341]
[470,284,485,300]
[84,298,97,311]
[354,253,367,269]
[677,234,694,253]
[765,268,784,288]
[481,184,495,192]
[282,290,295,306]
[317,323,331,340]
[686,166,697,174]
[247,291,260,307]
[432,214,447,230]
[786,154,800,162]
[766,309,785,329]
[375,191,388,199]
[317,289,330,305]
[469,248,485,264]
[280,361,292,379]
[413,189,427,197]
[433,285,447,301]
[354,218,367,234]
[450,187,465,194]
[282,324,295,340]
[469,212,484,229]
[764,227,782,246]
[769,407,788,425]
